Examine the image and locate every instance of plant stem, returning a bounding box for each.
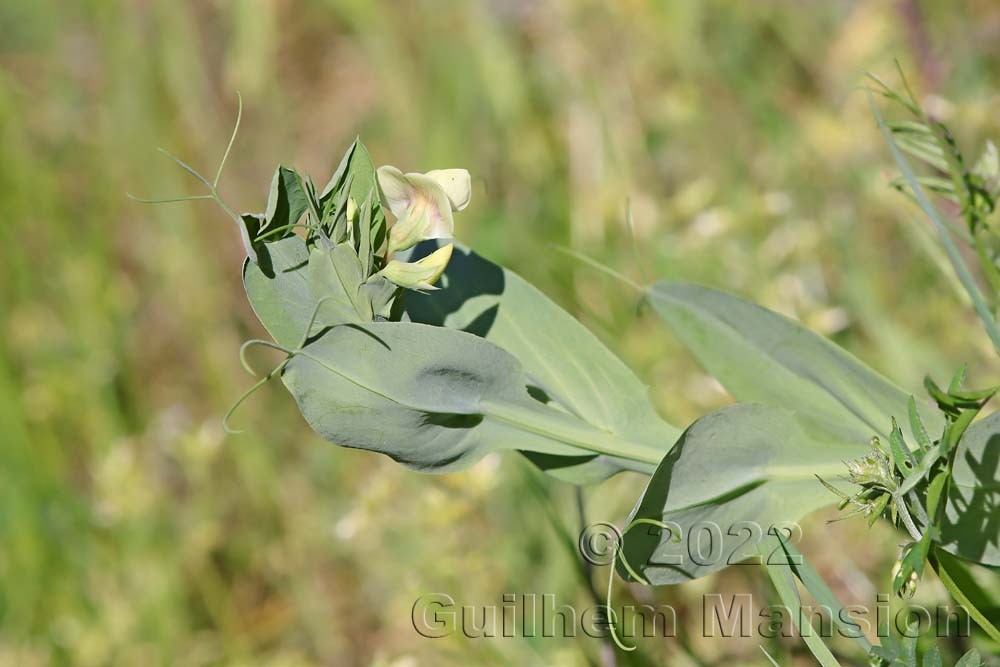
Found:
[575,488,618,667]
[930,548,1000,643]
[973,230,1000,307]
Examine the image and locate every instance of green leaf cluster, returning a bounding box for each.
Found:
[243,140,399,349]
[239,144,680,479]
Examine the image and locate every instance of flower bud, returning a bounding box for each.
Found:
[845,438,896,490]
[891,556,920,599]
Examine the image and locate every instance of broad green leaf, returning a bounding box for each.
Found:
[939,410,1000,566]
[404,241,680,482]
[263,165,309,236]
[321,138,377,209]
[243,236,366,348]
[244,232,389,348]
[280,322,667,473]
[345,141,376,205]
[361,275,399,320]
[309,242,372,322]
[243,236,314,348]
[238,213,264,262]
[646,282,943,445]
[620,403,867,584]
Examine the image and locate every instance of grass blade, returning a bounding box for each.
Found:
[779,539,873,655]
[759,536,843,667]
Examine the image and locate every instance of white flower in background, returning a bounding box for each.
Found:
[377,166,471,253]
[378,243,454,291]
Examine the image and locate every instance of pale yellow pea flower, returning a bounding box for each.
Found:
[377,166,471,253]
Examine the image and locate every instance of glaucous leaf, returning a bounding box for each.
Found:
[646,282,943,444]
[243,236,314,348]
[620,403,868,584]
[244,140,389,348]
[244,237,370,349]
[939,409,1000,565]
[321,138,377,208]
[311,242,374,321]
[263,166,310,236]
[281,322,668,473]
[405,241,680,482]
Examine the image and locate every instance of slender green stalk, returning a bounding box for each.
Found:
[759,536,843,667]
[930,548,1000,643]
[972,230,1000,306]
[552,245,642,292]
[127,193,215,204]
[760,646,782,667]
[778,540,873,655]
[482,400,663,466]
[129,93,257,261]
[214,92,242,188]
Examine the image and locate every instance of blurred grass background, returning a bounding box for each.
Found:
[2,1,999,665]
